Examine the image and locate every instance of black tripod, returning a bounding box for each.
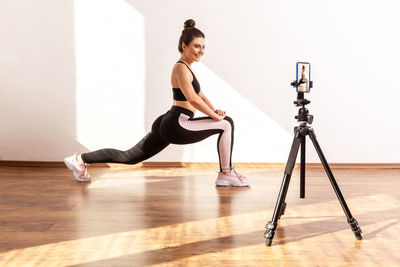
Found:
[264,94,362,246]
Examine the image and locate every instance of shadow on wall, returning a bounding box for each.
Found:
[122,0,294,163]
[124,0,303,133]
[0,0,89,160]
[72,0,292,163]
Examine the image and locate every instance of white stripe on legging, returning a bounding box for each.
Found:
[178,114,232,171]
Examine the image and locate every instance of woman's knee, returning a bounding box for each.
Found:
[224,116,234,129]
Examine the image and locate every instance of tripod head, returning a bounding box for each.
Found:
[290,81,313,125]
[291,79,313,107]
[293,95,310,107]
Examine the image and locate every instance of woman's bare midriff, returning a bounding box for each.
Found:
[173,100,197,113]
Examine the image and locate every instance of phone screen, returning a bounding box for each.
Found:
[296,62,311,93]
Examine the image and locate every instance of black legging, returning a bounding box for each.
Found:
[81,106,234,172]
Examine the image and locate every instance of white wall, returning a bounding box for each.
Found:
[0,0,85,161]
[1,0,399,163]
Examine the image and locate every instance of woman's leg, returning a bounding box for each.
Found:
[81,132,169,164]
[160,112,234,173]
[158,107,249,186]
[81,115,169,164]
[186,116,234,173]
[174,114,248,186]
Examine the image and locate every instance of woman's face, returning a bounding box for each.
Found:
[182,37,205,62]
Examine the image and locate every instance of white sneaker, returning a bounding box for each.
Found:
[215,168,250,187]
[64,154,91,182]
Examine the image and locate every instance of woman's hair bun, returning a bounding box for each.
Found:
[178,19,204,53]
[184,19,196,30]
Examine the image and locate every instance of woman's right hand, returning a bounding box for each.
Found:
[212,109,226,121]
[213,114,226,121]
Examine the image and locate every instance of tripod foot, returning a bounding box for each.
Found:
[355,232,362,240]
[349,218,363,240]
[264,221,276,246]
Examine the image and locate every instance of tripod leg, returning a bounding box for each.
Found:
[265,128,302,246]
[300,135,306,198]
[308,128,362,240]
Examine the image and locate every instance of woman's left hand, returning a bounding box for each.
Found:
[214,109,226,116]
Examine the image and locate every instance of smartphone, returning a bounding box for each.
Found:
[296,62,311,93]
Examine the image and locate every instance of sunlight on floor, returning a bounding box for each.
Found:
[88,177,167,189]
[1,194,397,266]
[0,210,270,266]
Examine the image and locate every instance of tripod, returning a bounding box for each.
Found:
[264,97,362,246]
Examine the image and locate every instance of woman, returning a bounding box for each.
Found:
[298,65,309,92]
[64,19,249,187]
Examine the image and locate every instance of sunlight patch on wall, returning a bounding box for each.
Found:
[74,0,145,151]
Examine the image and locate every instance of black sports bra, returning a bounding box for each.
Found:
[172,61,201,101]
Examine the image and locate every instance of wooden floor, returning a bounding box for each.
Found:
[0,165,399,266]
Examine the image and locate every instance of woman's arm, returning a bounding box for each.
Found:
[198,90,215,111]
[175,64,224,120]
[199,90,226,117]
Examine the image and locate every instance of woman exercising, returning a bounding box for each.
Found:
[64,19,250,187]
